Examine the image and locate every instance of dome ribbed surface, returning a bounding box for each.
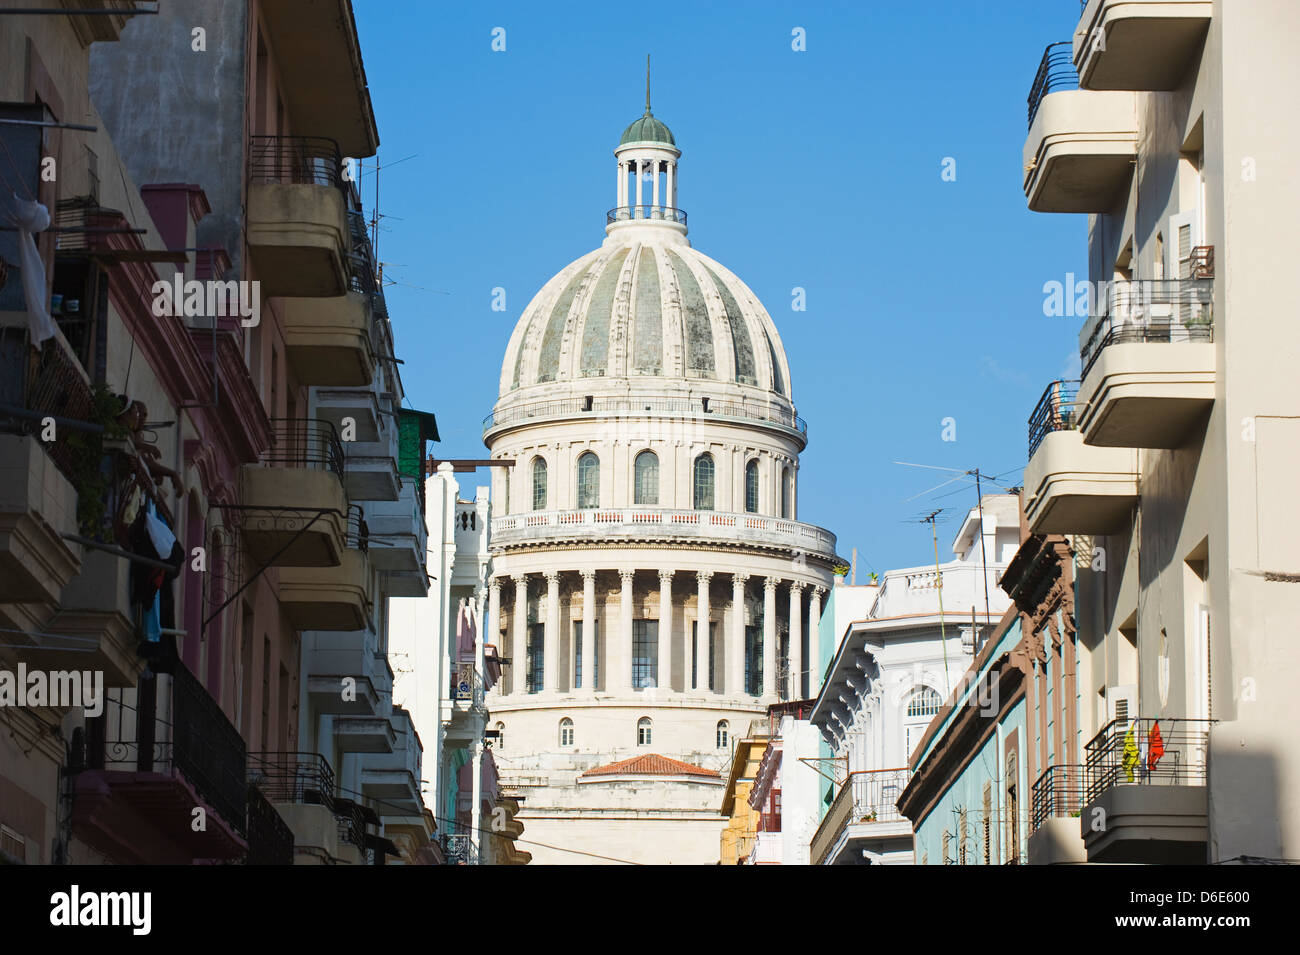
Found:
[619,111,675,145]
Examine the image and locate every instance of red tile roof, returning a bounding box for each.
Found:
[581,753,721,779]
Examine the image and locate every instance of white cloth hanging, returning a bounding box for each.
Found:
[12,193,56,345]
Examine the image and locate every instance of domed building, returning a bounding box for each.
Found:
[480,88,839,864]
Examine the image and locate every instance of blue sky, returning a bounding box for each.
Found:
[353,0,1086,576]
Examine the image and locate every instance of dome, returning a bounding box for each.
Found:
[498,235,792,400]
[619,110,675,146]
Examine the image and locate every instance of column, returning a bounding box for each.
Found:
[695,571,712,692]
[731,573,748,697]
[634,159,644,213]
[808,586,825,695]
[544,571,560,693]
[666,159,674,211]
[581,570,597,693]
[486,578,501,669]
[512,575,527,695]
[618,569,635,693]
[617,160,625,209]
[651,159,660,214]
[763,576,778,700]
[657,571,673,692]
[789,582,804,700]
[469,740,481,859]
[476,584,489,702]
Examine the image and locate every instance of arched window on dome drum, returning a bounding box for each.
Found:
[532,457,547,511]
[634,450,659,506]
[577,452,600,509]
[716,720,729,750]
[495,721,505,750]
[637,717,652,746]
[744,459,759,513]
[559,718,574,747]
[693,453,715,511]
[781,466,792,519]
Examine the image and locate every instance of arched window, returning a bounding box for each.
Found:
[744,459,759,513]
[907,687,942,718]
[495,721,505,750]
[693,453,715,510]
[559,717,574,747]
[634,450,659,505]
[716,720,729,749]
[531,457,547,511]
[781,466,792,519]
[637,717,652,746]
[577,452,600,509]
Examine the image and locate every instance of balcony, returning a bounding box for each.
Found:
[280,292,373,386]
[341,433,401,503]
[1024,382,1138,534]
[248,751,339,865]
[606,205,688,229]
[810,769,911,866]
[334,715,396,754]
[366,477,429,596]
[748,830,782,865]
[484,394,806,441]
[258,0,378,158]
[72,666,248,863]
[245,785,295,865]
[43,549,138,687]
[246,136,349,297]
[1028,764,1088,864]
[239,418,348,567]
[277,545,372,632]
[304,630,383,716]
[491,507,837,562]
[1076,279,1215,448]
[1023,44,1137,213]
[0,434,81,604]
[1074,0,1212,91]
[360,708,423,814]
[1082,717,1213,863]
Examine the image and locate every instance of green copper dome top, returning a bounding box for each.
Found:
[619,110,675,146]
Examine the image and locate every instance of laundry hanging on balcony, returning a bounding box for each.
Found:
[129,500,184,644]
[456,597,478,664]
[10,193,57,345]
[1148,720,1166,771]
[1122,721,1140,783]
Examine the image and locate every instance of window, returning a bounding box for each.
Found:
[634,450,659,505]
[532,457,547,510]
[691,620,716,691]
[559,718,574,747]
[744,624,762,696]
[637,717,652,746]
[632,620,658,690]
[907,687,942,718]
[941,830,951,865]
[574,619,599,689]
[716,720,729,749]
[526,622,544,693]
[495,721,505,749]
[781,466,791,519]
[1006,748,1020,864]
[693,453,715,510]
[577,451,600,508]
[744,459,759,513]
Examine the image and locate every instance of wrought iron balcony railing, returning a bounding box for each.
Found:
[450,662,486,710]
[809,768,909,865]
[1030,763,1086,834]
[484,394,806,438]
[245,784,295,865]
[1027,41,1078,129]
[346,503,369,552]
[1080,279,1214,380]
[1027,378,1081,457]
[89,665,247,837]
[248,135,344,189]
[1084,717,1215,803]
[247,751,337,813]
[606,205,687,227]
[259,417,346,480]
[443,826,479,865]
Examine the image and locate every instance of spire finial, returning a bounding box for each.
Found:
[645,54,651,114]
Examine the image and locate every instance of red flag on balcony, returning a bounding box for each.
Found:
[1148,721,1165,771]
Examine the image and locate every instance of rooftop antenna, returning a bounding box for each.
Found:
[645,54,652,113]
[911,508,951,688]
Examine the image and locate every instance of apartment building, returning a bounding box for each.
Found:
[1019,0,1300,863]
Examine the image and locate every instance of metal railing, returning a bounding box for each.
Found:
[1030,764,1086,834]
[260,417,346,480]
[484,394,806,437]
[491,506,836,557]
[1084,717,1214,803]
[450,662,486,709]
[810,768,909,865]
[14,336,96,480]
[334,798,368,851]
[247,751,337,813]
[346,503,369,552]
[245,784,295,865]
[90,667,248,837]
[606,205,688,227]
[1028,41,1078,128]
[1027,378,1081,457]
[443,827,479,865]
[1080,279,1214,380]
[248,135,343,189]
